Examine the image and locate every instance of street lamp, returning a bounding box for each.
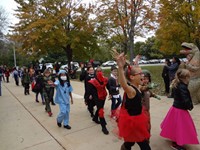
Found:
[0,37,16,67]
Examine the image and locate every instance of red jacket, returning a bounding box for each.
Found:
[88,78,108,100]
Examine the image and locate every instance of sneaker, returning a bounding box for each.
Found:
[57,121,62,127]
[36,100,39,103]
[48,112,53,117]
[64,125,71,129]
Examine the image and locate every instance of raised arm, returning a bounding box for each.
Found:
[112,50,136,98]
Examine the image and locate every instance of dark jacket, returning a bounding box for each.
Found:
[162,65,170,79]
[108,76,120,95]
[172,82,193,110]
[84,74,95,100]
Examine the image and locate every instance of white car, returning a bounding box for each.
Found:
[45,63,54,69]
[102,61,117,67]
[60,62,79,70]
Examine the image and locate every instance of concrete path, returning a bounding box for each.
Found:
[0,78,199,150]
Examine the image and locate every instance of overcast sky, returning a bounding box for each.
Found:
[0,0,18,25]
[0,0,146,41]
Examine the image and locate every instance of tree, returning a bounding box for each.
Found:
[0,6,8,33]
[11,0,99,68]
[95,0,157,63]
[134,37,163,59]
[156,0,200,54]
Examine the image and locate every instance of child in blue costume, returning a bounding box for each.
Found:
[51,70,73,129]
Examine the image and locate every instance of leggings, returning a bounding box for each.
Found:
[124,140,151,150]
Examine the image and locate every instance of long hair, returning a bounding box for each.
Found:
[171,69,190,88]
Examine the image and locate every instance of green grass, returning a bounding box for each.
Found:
[141,65,164,95]
[76,65,165,96]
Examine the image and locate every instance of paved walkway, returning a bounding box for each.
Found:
[0,78,200,150]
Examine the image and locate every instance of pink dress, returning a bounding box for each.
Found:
[160,106,199,146]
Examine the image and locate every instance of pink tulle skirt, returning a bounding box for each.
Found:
[160,106,199,146]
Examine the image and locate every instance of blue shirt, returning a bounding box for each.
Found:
[54,80,73,104]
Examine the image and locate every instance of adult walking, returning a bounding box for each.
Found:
[166,56,180,98]
[162,58,171,95]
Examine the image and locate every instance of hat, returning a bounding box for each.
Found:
[58,69,67,75]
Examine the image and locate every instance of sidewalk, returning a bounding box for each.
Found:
[0,79,199,150]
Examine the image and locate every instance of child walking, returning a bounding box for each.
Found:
[108,65,121,119]
[160,69,199,150]
[53,70,73,129]
[84,66,96,117]
[113,51,151,150]
[22,68,31,95]
[42,69,54,117]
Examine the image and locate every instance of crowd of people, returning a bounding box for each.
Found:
[0,51,199,150]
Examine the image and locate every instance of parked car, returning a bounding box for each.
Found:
[60,62,79,70]
[45,63,54,69]
[102,61,117,67]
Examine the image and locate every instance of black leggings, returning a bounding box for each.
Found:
[124,140,151,150]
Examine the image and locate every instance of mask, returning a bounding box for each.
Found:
[96,71,104,82]
[60,76,67,81]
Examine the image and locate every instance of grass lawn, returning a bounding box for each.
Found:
[76,64,165,96]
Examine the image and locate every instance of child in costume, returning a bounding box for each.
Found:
[42,69,55,117]
[84,66,96,117]
[160,69,199,150]
[52,70,73,129]
[108,65,121,119]
[113,51,151,150]
[140,70,160,142]
[87,67,109,135]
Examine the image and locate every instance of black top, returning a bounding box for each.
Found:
[172,82,193,110]
[108,76,120,95]
[124,86,142,116]
[162,65,170,79]
[84,74,95,100]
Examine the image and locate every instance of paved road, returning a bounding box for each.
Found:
[0,78,199,150]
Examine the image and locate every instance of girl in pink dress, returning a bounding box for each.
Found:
[160,69,199,150]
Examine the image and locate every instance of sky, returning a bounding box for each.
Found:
[0,0,18,25]
[0,0,147,42]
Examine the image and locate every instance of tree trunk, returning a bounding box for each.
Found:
[64,44,72,71]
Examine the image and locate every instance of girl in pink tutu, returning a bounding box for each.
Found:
[113,51,151,150]
[160,69,199,150]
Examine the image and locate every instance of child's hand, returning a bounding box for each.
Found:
[89,95,93,100]
[108,95,112,100]
[48,80,53,85]
[71,99,73,104]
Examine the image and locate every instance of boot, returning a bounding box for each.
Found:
[92,117,100,124]
[51,101,56,105]
[100,118,109,135]
[102,126,109,135]
[121,144,129,150]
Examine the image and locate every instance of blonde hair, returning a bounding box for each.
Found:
[171,69,190,88]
